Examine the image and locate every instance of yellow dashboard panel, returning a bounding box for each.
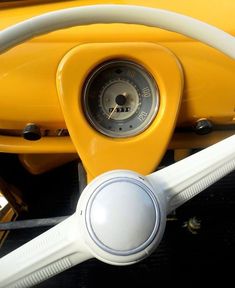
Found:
[0,0,235,129]
[0,0,235,177]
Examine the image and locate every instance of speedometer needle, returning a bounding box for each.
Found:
[108,104,118,120]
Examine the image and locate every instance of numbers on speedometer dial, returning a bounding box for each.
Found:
[83,60,159,138]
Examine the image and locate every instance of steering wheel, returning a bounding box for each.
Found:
[0,5,235,288]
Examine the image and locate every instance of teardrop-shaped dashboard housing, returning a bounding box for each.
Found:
[57,42,183,180]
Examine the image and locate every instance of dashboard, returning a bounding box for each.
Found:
[0,0,235,179]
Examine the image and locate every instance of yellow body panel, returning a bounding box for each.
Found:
[0,135,75,153]
[19,153,78,174]
[0,0,235,175]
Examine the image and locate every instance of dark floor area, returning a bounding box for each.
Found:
[0,154,235,287]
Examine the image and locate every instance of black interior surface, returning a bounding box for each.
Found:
[0,153,235,287]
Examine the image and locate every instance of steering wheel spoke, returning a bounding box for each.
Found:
[0,215,92,288]
[148,135,235,213]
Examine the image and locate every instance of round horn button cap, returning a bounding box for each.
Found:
[86,179,160,255]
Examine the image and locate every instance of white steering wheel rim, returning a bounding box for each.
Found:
[1,4,235,59]
[1,6,235,287]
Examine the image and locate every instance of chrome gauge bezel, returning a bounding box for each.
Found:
[82,60,160,138]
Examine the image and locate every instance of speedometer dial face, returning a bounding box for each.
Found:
[83,60,159,138]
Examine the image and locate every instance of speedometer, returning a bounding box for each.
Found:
[83,60,159,138]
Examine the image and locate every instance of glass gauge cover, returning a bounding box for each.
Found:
[83,60,159,138]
